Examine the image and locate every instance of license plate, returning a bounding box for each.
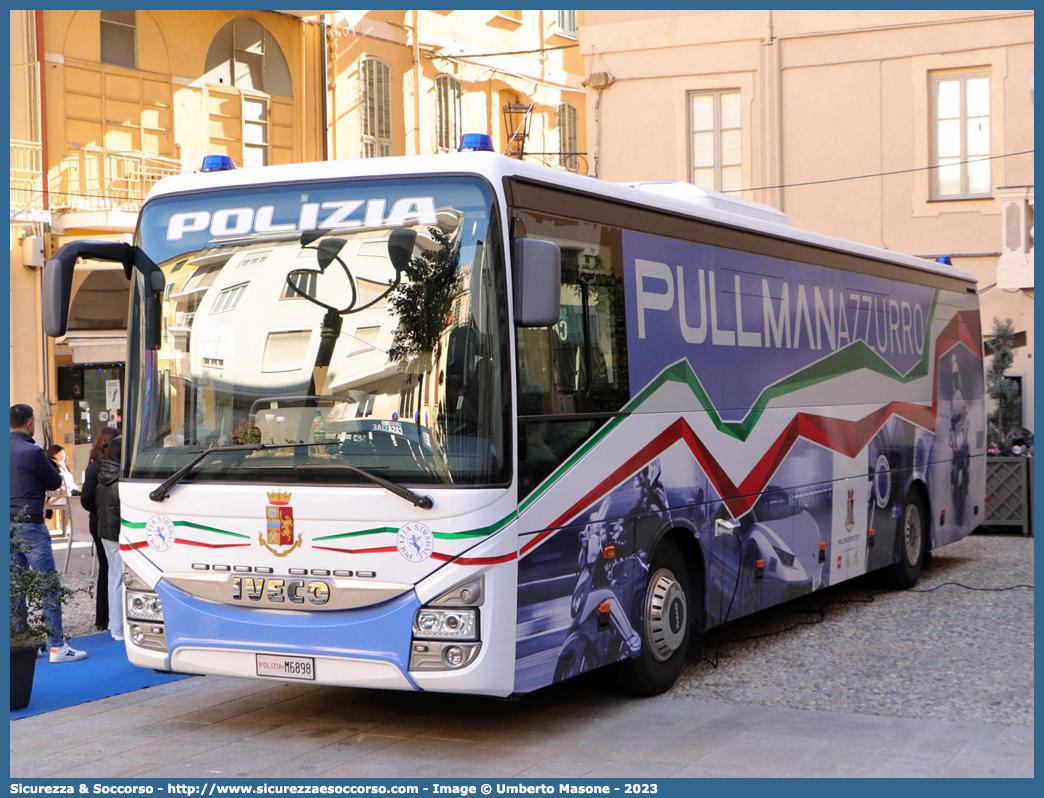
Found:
[255,653,315,681]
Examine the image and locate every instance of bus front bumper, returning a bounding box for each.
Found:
[125,579,422,691]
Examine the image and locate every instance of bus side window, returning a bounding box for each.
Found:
[514,213,629,499]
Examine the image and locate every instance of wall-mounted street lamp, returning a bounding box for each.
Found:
[502,96,533,159]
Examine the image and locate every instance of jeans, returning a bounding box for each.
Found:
[11,521,64,649]
[101,539,124,637]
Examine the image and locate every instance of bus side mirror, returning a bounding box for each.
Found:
[513,238,561,327]
[43,241,134,337]
[136,250,165,351]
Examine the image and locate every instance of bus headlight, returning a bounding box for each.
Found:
[126,591,164,622]
[412,608,477,640]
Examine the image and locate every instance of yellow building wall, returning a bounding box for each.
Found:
[41,10,322,171]
[329,10,587,170]
[8,239,43,417]
[13,10,324,463]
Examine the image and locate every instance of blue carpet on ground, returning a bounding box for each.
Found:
[11,632,193,719]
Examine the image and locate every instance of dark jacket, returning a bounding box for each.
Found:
[10,431,62,523]
[79,460,102,538]
[96,460,122,542]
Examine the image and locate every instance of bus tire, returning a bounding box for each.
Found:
[886,490,927,590]
[605,538,689,696]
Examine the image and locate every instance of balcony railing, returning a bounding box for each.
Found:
[11,139,43,211]
[49,148,188,213]
[11,143,189,215]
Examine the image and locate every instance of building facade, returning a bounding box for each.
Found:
[9,9,586,476]
[579,9,1034,431]
[325,10,586,168]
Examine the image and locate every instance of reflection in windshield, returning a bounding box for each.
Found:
[127,178,508,487]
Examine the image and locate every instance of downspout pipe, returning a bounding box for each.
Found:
[412,11,421,155]
[320,16,330,161]
[35,10,48,213]
[35,9,53,446]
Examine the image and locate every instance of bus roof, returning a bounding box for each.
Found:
[146,152,976,284]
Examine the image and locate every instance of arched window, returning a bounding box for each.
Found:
[361,57,392,158]
[557,102,579,172]
[204,18,292,96]
[435,74,462,152]
[203,18,293,167]
[68,271,131,330]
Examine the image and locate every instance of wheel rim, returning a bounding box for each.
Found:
[903,502,922,565]
[645,567,687,662]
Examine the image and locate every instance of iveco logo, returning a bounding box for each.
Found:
[232,577,331,606]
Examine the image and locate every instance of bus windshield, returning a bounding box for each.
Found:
[125,176,509,488]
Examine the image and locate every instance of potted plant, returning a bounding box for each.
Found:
[9,511,79,710]
[986,317,1021,456]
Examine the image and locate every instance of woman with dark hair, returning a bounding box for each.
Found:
[79,426,119,630]
[96,436,124,641]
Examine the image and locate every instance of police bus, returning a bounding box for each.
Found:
[43,136,985,696]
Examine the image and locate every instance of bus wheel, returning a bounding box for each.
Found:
[887,491,926,589]
[604,538,689,696]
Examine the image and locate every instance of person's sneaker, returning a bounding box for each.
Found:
[36,646,45,659]
[112,632,125,642]
[49,643,87,663]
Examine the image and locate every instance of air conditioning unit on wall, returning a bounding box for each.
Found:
[21,236,44,269]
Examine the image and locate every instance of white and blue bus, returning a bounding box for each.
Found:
[43,140,985,697]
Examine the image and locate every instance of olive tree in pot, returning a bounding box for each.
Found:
[9,511,79,710]
[986,317,1021,455]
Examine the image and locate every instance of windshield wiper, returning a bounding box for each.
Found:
[149,442,433,510]
[150,442,301,502]
[291,464,433,510]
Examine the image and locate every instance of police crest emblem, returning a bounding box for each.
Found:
[260,491,303,556]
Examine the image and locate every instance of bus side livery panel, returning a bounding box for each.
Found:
[514,227,984,693]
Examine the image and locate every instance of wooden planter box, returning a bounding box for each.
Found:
[984,456,1034,536]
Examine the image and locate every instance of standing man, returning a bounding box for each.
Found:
[10,404,87,662]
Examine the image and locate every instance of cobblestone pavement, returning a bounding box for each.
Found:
[14,530,1033,778]
[57,530,1033,728]
[669,531,1034,726]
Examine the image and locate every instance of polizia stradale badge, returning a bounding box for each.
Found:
[260,490,302,556]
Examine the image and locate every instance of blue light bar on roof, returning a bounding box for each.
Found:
[201,154,235,173]
[458,133,494,152]
[936,256,953,266]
